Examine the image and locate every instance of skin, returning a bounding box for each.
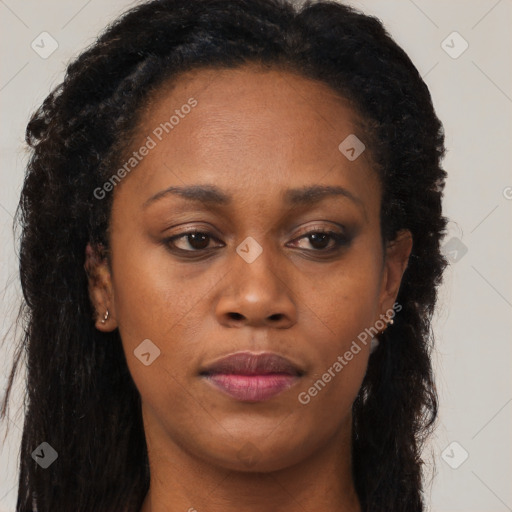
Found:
[86,64,412,512]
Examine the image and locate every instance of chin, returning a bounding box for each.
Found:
[196,433,313,474]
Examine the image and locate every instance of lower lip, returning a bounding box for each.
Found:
[203,373,300,402]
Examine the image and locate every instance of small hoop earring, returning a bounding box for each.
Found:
[101,309,109,324]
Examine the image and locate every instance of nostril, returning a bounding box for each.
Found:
[228,312,244,321]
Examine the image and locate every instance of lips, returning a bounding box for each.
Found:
[200,351,304,402]
[200,352,304,376]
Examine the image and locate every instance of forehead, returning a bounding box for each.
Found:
[114,64,378,211]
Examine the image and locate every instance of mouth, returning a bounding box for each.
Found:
[199,351,305,402]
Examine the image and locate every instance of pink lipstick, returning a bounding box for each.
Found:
[200,351,303,402]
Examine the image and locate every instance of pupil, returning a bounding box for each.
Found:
[190,233,209,249]
[310,233,329,249]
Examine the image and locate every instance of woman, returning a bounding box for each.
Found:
[1,0,448,510]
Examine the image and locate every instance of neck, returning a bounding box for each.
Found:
[139,407,361,512]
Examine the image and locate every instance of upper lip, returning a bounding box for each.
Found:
[200,351,304,376]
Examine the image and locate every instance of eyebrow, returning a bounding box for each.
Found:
[143,184,365,215]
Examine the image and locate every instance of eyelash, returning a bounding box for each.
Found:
[164,228,350,256]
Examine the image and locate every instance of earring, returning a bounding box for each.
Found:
[100,309,109,324]
[372,316,394,354]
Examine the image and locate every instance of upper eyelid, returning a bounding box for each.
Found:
[166,220,346,236]
[169,224,345,240]
[292,223,346,236]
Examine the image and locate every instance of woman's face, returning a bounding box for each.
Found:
[88,65,411,473]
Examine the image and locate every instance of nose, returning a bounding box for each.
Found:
[215,243,298,329]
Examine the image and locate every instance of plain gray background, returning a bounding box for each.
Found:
[1,1,511,511]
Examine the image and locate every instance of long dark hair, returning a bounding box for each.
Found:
[1,0,448,510]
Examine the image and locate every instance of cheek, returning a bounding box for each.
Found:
[309,250,383,348]
[109,244,223,384]
[110,259,205,423]
[110,240,205,341]
[295,243,383,407]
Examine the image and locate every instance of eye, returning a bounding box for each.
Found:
[164,226,350,256]
[165,230,224,253]
[289,229,350,252]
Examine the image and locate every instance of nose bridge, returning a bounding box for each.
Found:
[215,234,298,327]
[235,234,281,294]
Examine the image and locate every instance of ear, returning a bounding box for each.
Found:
[376,229,413,319]
[84,242,118,332]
